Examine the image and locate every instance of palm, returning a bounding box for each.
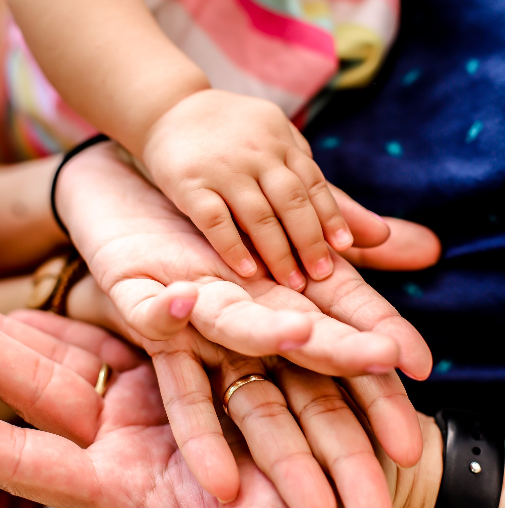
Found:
[67,148,430,379]
[57,143,434,506]
[0,313,285,508]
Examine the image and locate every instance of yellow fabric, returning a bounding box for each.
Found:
[302,0,331,19]
[333,24,385,89]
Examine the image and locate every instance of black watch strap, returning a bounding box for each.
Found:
[435,409,504,508]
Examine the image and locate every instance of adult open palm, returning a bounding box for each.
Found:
[57,142,433,380]
[53,142,439,505]
[0,312,288,508]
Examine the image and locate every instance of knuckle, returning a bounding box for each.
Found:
[307,178,330,199]
[24,357,54,413]
[282,187,310,212]
[203,212,232,233]
[250,210,279,232]
[192,204,231,232]
[298,394,349,423]
[270,451,315,474]
[366,392,410,413]
[235,399,288,428]
[6,427,27,482]
[165,389,213,413]
[328,450,376,472]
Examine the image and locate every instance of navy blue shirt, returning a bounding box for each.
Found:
[305,0,505,409]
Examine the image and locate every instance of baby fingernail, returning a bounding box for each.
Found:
[369,211,386,223]
[217,495,237,505]
[315,257,333,279]
[279,340,304,351]
[366,364,393,375]
[288,270,305,291]
[335,228,353,247]
[239,258,256,275]
[169,298,195,319]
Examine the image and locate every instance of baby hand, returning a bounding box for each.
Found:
[143,90,353,290]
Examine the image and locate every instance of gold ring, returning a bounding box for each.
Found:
[94,364,112,396]
[222,374,269,415]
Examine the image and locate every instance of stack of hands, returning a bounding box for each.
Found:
[0,140,447,507]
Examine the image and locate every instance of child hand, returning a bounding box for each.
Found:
[143,90,353,290]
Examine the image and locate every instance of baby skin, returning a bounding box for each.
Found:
[7,0,390,291]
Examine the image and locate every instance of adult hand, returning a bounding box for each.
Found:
[0,312,287,508]
[9,310,391,508]
[57,141,431,379]
[55,142,431,463]
[50,143,436,502]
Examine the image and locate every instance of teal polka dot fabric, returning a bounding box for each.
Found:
[305,0,505,399]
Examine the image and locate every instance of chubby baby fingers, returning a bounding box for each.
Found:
[222,183,307,291]
[285,148,354,252]
[183,188,258,278]
[258,167,335,281]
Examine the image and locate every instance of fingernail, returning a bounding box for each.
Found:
[366,364,393,375]
[169,298,195,319]
[335,228,353,247]
[288,270,305,291]
[217,495,237,505]
[239,258,256,275]
[369,211,386,223]
[315,257,333,279]
[279,340,304,351]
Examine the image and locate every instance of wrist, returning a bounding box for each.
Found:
[127,68,211,159]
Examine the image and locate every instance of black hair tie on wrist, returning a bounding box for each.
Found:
[435,409,504,508]
[50,133,111,236]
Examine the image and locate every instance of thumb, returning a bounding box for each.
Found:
[339,217,441,271]
[110,279,198,341]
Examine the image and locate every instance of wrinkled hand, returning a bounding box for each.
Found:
[0,312,291,508]
[143,90,388,288]
[5,310,395,508]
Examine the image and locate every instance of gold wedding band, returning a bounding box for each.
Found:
[95,364,112,396]
[222,374,269,415]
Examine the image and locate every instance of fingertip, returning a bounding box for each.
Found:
[370,390,423,468]
[140,282,198,339]
[340,333,400,375]
[238,257,257,277]
[399,339,433,381]
[199,448,240,503]
[312,256,334,281]
[287,270,306,292]
[332,228,354,251]
[164,282,198,320]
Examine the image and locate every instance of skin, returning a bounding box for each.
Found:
[0,143,440,506]
[7,0,378,287]
[0,155,68,274]
[2,313,504,508]
[51,142,440,505]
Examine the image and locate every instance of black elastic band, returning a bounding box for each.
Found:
[51,134,111,235]
[435,409,504,508]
